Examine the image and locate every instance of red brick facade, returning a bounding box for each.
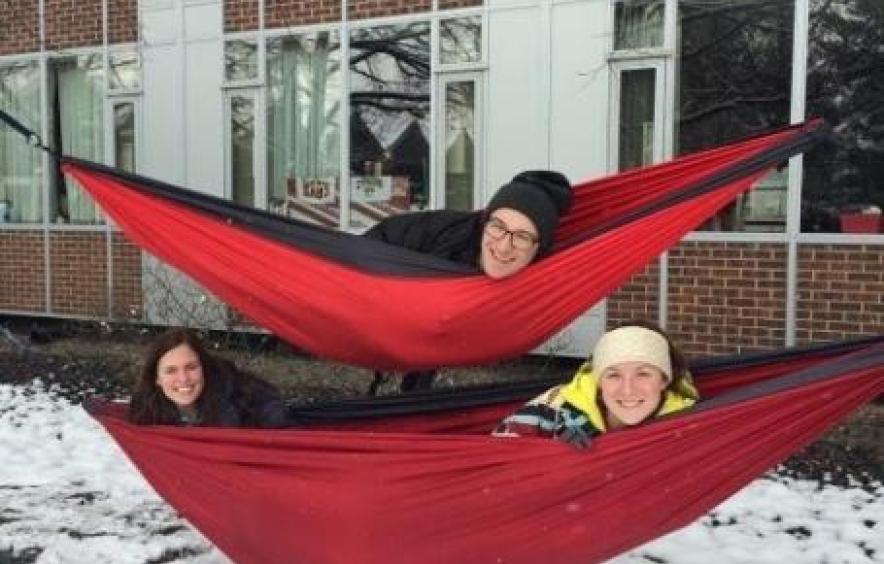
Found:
[666,242,788,356]
[347,0,431,21]
[108,0,138,44]
[2,230,881,353]
[48,232,108,316]
[797,244,884,343]
[607,261,660,329]
[0,231,46,311]
[265,0,341,29]
[111,233,143,320]
[0,0,40,56]
[44,0,103,51]
[225,0,260,32]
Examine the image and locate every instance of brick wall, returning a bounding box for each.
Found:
[667,242,787,357]
[797,244,884,343]
[607,261,660,328]
[226,0,259,32]
[44,0,102,50]
[0,231,46,311]
[49,232,108,316]
[111,232,143,320]
[348,0,431,21]
[266,0,341,28]
[108,0,138,44]
[0,0,40,55]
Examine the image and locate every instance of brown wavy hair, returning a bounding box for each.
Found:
[128,328,229,425]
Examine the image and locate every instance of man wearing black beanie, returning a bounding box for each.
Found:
[364,169,573,392]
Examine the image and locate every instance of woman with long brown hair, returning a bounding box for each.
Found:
[129,328,288,427]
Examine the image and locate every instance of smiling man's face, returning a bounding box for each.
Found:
[479,208,540,279]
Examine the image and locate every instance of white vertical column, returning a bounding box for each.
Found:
[785,0,810,347]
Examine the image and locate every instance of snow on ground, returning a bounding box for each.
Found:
[1,381,881,564]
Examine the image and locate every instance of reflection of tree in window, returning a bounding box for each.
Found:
[445,81,475,211]
[802,0,884,232]
[350,23,431,209]
[440,17,481,64]
[678,0,793,231]
[225,40,258,82]
[266,31,341,226]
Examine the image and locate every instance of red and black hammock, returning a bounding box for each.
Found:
[87,337,884,564]
[38,118,822,370]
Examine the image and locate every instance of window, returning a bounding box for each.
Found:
[617,67,659,171]
[349,22,431,230]
[266,31,341,227]
[108,51,141,92]
[614,0,664,50]
[0,61,42,223]
[228,93,256,206]
[112,101,137,173]
[439,76,479,211]
[677,0,794,232]
[802,0,884,234]
[440,16,482,65]
[225,38,259,84]
[49,55,105,224]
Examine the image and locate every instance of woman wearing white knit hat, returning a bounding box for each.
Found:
[493,322,699,447]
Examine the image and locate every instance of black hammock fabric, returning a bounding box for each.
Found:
[51,120,827,370]
[86,336,884,564]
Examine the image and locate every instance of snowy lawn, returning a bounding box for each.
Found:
[1,382,881,564]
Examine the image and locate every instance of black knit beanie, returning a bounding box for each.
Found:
[486,170,573,255]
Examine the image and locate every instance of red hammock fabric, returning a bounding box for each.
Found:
[62,122,824,371]
[89,340,884,564]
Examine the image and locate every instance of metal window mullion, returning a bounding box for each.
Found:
[784,0,810,347]
[104,0,114,319]
[39,0,52,313]
[339,0,351,230]
[429,15,439,209]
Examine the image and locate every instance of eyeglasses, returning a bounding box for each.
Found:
[484,217,539,251]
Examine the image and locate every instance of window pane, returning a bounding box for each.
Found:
[440,16,482,65]
[113,102,136,173]
[267,32,341,227]
[615,0,664,50]
[444,80,476,211]
[349,22,431,230]
[230,96,255,206]
[802,0,884,233]
[109,51,140,90]
[677,0,794,232]
[225,39,259,82]
[51,55,105,224]
[619,68,656,172]
[0,62,42,223]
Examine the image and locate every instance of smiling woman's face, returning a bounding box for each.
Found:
[598,361,668,428]
[155,343,205,408]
